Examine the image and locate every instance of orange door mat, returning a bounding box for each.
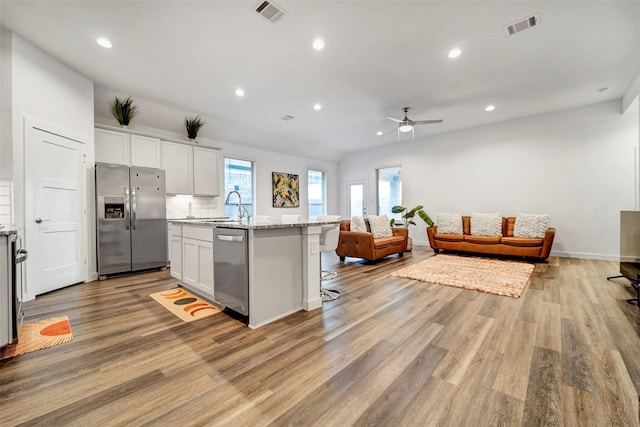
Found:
[150,288,221,322]
[1,315,73,360]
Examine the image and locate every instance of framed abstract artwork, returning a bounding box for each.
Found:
[272,172,299,207]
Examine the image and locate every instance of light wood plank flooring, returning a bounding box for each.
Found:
[1,248,639,426]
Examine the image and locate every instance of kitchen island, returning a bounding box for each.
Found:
[167,218,339,328]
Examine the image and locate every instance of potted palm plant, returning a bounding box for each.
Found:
[390,205,434,251]
[109,96,138,127]
[184,115,206,142]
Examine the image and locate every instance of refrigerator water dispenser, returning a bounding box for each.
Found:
[104,197,125,219]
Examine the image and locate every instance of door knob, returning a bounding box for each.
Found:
[35,218,50,224]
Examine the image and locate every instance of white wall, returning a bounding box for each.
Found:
[1,29,13,226]
[9,33,95,286]
[94,86,340,222]
[339,100,639,260]
[216,133,339,221]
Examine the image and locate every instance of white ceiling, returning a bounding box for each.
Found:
[2,1,640,162]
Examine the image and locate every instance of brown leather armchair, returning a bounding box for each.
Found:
[336,220,408,261]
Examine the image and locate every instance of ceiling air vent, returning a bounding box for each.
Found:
[255,1,286,23]
[505,14,540,36]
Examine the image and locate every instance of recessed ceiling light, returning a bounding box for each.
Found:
[313,38,325,50]
[485,105,496,112]
[376,131,383,136]
[448,48,462,59]
[313,103,322,111]
[96,37,112,48]
[235,88,245,97]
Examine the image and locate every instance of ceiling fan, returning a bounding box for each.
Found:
[387,107,443,141]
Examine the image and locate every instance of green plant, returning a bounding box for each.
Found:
[390,205,434,228]
[109,96,138,126]
[184,115,207,140]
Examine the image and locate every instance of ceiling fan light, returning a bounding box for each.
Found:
[399,124,413,133]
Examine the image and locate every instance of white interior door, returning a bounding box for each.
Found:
[347,179,368,218]
[25,122,86,298]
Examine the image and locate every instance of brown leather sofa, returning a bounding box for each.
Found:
[426,216,555,259]
[336,220,408,261]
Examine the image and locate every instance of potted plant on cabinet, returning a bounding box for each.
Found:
[109,96,139,127]
[184,115,207,142]
[390,205,434,251]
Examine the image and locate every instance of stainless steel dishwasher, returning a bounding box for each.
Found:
[214,227,249,322]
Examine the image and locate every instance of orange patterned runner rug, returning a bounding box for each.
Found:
[0,315,72,360]
[150,288,221,322]
[392,254,535,298]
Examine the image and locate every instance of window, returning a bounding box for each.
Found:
[223,157,254,218]
[377,166,402,221]
[308,169,326,220]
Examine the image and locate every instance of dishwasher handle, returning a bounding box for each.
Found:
[217,234,244,242]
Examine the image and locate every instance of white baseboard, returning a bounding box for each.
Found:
[549,251,618,261]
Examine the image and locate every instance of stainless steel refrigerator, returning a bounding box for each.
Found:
[96,163,167,277]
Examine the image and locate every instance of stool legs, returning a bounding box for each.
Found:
[320,255,340,302]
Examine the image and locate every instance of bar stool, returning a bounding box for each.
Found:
[281,214,301,224]
[318,215,341,301]
[254,215,271,224]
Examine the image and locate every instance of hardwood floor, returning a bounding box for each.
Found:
[1,248,639,426]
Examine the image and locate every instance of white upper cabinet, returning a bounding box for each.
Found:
[95,128,161,168]
[193,146,219,196]
[95,128,130,165]
[95,126,220,196]
[162,141,193,195]
[161,142,219,196]
[130,135,162,168]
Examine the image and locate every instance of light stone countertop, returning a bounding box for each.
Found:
[167,218,341,230]
[0,226,17,236]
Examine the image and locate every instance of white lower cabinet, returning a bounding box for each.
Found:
[181,226,214,298]
[169,224,182,280]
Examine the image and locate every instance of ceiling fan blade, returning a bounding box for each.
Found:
[413,119,444,125]
[387,116,403,123]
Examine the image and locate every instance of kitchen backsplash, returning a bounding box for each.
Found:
[166,196,221,219]
[0,181,12,226]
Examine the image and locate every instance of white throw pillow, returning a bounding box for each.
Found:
[368,215,393,238]
[513,213,550,238]
[436,213,463,234]
[351,215,367,232]
[470,212,502,236]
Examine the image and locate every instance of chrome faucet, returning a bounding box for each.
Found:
[225,191,243,221]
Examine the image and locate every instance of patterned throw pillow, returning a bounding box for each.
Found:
[436,213,463,234]
[351,215,367,232]
[470,213,502,236]
[513,213,550,238]
[367,215,393,238]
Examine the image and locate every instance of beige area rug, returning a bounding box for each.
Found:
[392,254,535,298]
[150,288,221,322]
